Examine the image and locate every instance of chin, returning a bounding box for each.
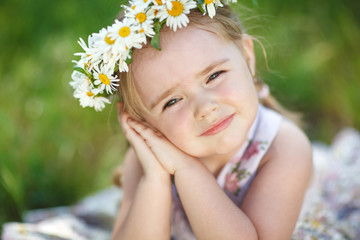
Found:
[219,130,247,152]
[209,137,243,156]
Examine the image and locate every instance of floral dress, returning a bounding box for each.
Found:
[170,105,360,240]
[170,105,283,239]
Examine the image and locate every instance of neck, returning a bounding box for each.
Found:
[198,146,242,178]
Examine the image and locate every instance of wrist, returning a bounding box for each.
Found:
[143,170,171,184]
[174,157,205,177]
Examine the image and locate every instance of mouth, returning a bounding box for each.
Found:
[200,113,236,136]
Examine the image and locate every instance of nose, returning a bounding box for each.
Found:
[194,95,219,120]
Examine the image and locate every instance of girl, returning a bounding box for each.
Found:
[71,1,313,239]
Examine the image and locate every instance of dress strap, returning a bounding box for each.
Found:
[217,105,283,205]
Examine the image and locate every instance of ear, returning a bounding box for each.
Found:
[241,35,256,77]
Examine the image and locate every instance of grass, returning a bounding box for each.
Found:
[0,0,359,228]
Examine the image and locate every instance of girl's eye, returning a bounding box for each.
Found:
[207,71,224,83]
[163,98,180,110]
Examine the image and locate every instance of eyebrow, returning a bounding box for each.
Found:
[149,58,230,110]
[196,58,229,78]
[150,82,181,110]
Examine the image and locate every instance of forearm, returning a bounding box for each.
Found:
[174,160,258,240]
[113,174,172,240]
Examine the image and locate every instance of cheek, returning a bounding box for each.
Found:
[216,80,246,104]
[221,74,257,102]
[157,110,192,144]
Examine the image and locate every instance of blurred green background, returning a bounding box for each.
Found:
[0,0,359,228]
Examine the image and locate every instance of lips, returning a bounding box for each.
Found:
[200,113,235,136]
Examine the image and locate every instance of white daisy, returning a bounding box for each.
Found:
[108,19,146,53]
[70,59,94,89]
[92,96,111,111]
[125,6,156,37]
[91,27,117,65]
[74,86,110,112]
[69,70,91,90]
[120,50,131,72]
[103,48,130,74]
[93,65,120,94]
[202,0,223,18]
[74,37,93,57]
[157,0,196,31]
[74,36,99,68]
[115,54,130,72]
[72,58,87,70]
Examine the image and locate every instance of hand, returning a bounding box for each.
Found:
[117,102,168,178]
[125,116,195,175]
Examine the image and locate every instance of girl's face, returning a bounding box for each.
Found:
[131,26,259,161]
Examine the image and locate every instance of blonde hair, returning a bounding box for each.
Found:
[113,6,300,186]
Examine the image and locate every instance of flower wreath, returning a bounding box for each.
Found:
[70,0,237,111]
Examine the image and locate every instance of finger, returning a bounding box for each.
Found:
[124,121,155,158]
[127,119,162,144]
[123,117,153,151]
[127,119,184,174]
[119,110,132,134]
[127,119,173,159]
[125,121,169,174]
[121,113,135,140]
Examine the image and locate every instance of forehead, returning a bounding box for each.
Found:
[130,26,238,103]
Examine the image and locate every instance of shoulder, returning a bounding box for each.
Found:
[260,119,313,181]
[241,120,313,239]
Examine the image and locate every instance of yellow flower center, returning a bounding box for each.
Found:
[136,13,147,23]
[87,92,94,97]
[144,0,148,2]
[119,26,131,38]
[139,28,144,33]
[168,1,184,17]
[205,0,213,4]
[155,0,162,5]
[99,73,110,85]
[105,34,115,45]
[132,5,136,9]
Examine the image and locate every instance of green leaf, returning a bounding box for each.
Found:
[126,58,132,64]
[151,33,161,50]
[153,20,163,32]
[197,4,205,14]
[73,67,92,79]
[73,67,87,75]
[151,20,165,50]
[114,62,119,73]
